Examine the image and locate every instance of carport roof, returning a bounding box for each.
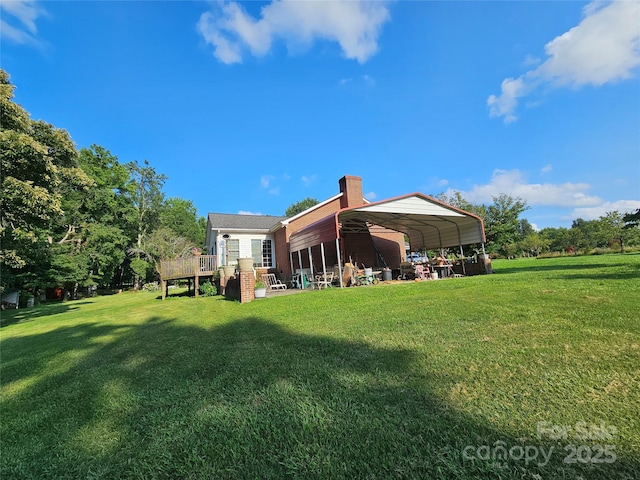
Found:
[288,193,485,253]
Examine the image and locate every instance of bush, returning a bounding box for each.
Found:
[142,282,159,291]
[198,281,217,297]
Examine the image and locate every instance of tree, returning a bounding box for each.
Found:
[600,211,631,253]
[435,191,487,218]
[569,218,601,250]
[159,197,205,246]
[623,208,640,229]
[0,70,89,289]
[125,160,167,289]
[129,227,195,278]
[540,227,572,253]
[519,232,549,257]
[518,218,535,239]
[285,197,319,217]
[484,194,529,256]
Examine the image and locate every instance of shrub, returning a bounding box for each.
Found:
[198,281,217,297]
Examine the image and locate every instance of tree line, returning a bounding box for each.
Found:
[1,70,205,299]
[435,192,640,258]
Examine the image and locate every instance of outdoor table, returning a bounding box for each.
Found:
[432,265,453,278]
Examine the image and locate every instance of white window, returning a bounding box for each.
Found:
[227,239,239,265]
[262,239,273,267]
[250,239,273,267]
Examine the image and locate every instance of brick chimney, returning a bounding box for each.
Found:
[339,175,364,208]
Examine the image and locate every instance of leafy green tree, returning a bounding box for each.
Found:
[285,197,319,217]
[160,197,205,246]
[435,191,487,218]
[0,70,89,291]
[540,227,572,253]
[519,232,549,257]
[623,208,640,229]
[518,218,535,239]
[125,160,167,289]
[484,194,529,255]
[126,160,166,249]
[129,227,195,277]
[569,218,601,250]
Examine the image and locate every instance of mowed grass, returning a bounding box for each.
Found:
[1,254,639,479]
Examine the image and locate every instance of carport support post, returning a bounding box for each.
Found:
[297,251,303,285]
[336,238,343,288]
[320,242,327,276]
[308,247,314,283]
[289,251,294,281]
[459,245,466,275]
[481,243,491,274]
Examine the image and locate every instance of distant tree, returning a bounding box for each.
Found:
[569,218,601,250]
[600,211,630,253]
[540,227,572,253]
[435,191,487,218]
[484,194,529,255]
[518,218,536,239]
[285,197,319,217]
[519,232,549,257]
[623,208,640,229]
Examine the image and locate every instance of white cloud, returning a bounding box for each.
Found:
[0,0,45,44]
[570,199,640,220]
[301,174,317,186]
[238,210,263,215]
[488,1,640,122]
[260,175,273,188]
[197,0,391,64]
[437,178,449,187]
[364,191,377,200]
[541,164,553,174]
[449,169,602,208]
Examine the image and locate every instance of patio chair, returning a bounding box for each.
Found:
[315,271,334,289]
[414,264,429,280]
[261,273,287,292]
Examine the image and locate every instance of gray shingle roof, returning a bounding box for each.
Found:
[207,213,287,231]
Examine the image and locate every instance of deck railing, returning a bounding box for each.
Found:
[160,255,218,280]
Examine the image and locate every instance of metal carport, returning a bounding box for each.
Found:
[288,193,487,287]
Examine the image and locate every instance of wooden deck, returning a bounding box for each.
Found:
[160,255,217,299]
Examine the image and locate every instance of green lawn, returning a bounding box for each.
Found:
[2,254,639,479]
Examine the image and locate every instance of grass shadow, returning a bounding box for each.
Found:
[1,316,638,479]
[0,301,92,327]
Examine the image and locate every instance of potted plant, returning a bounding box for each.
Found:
[237,257,254,272]
[223,265,236,278]
[254,278,267,298]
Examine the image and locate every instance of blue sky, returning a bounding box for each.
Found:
[2,0,639,229]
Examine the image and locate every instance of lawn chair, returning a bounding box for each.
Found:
[261,273,287,292]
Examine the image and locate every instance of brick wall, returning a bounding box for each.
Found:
[239,271,255,303]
